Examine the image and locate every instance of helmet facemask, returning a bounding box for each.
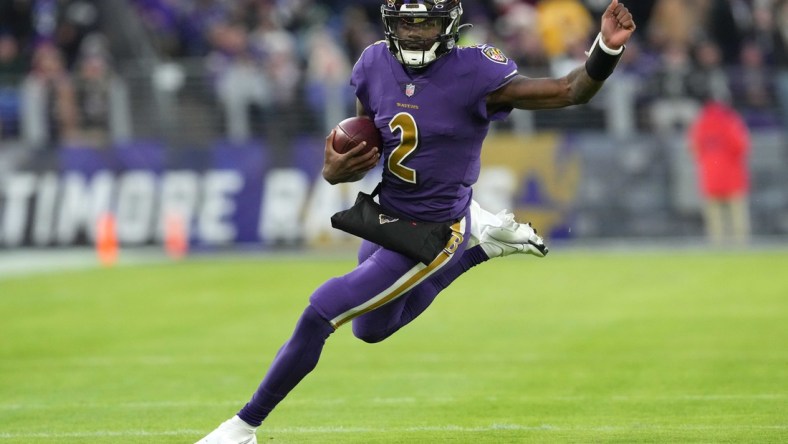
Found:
[382,1,463,68]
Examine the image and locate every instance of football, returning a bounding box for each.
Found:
[332,116,382,155]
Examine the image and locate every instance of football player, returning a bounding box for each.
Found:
[196,0,634,442]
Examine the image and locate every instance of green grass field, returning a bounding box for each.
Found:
[1,249,786,443]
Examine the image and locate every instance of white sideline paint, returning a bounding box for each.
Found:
[0,247,167,280]
[0,248,98,278]
[0,424,786,439]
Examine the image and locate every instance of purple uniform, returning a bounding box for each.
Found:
[237,42,514,427]
[201,0,603,437]
[352,41,518,222]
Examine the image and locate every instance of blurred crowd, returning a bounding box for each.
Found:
[0,0,786,150]
[0,0,130,148]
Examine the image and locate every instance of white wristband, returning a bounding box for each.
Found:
[584,32,625,80]
[591,32,624,55]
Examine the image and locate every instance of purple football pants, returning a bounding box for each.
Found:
[237,207,489,426]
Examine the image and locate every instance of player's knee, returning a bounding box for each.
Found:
[302,304,332,329]
[352,324,389,344]
[295,305,335,341]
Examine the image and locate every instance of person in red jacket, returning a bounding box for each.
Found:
[688,99,751,246]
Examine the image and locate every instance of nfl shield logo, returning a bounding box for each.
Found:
[405,83,415,97]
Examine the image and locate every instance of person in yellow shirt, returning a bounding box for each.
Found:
[537,0,594,58]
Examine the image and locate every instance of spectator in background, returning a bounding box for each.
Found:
[0,33,29,139]
[705,0,748,64]
[250,9,302,165]
[687,39,730,105]
[131,0,183,57]
[174,0,228,57]
[647,42,700,133]
[304,25,353,134]
[491,1,551,77]
[71,33,131,148]
[52,0,101,68]
[20,42,79,148]
[340,6,379,62]
[647,0,709,50]
[206,20,270,143]
[730,40,776,127]
[688,96,751,246]
[774,0,788,133]
[536,0,593,72]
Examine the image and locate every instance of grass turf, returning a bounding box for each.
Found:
[0,250,786,443]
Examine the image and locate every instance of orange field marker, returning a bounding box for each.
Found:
[164,211,189,259]
[96,212,119,266]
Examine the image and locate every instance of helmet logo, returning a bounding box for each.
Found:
[405,83,416,97]
[387,0,395,7]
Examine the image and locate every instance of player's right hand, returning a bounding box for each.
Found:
[322,129,380,184]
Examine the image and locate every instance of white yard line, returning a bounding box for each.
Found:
[1,424,786,439]
[0,393,784,411]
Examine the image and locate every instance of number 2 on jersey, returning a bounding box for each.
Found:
[388,112,419,184]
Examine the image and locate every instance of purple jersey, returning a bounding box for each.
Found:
[351,42,518,223]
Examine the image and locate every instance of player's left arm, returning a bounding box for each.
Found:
[487,0,635,111]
